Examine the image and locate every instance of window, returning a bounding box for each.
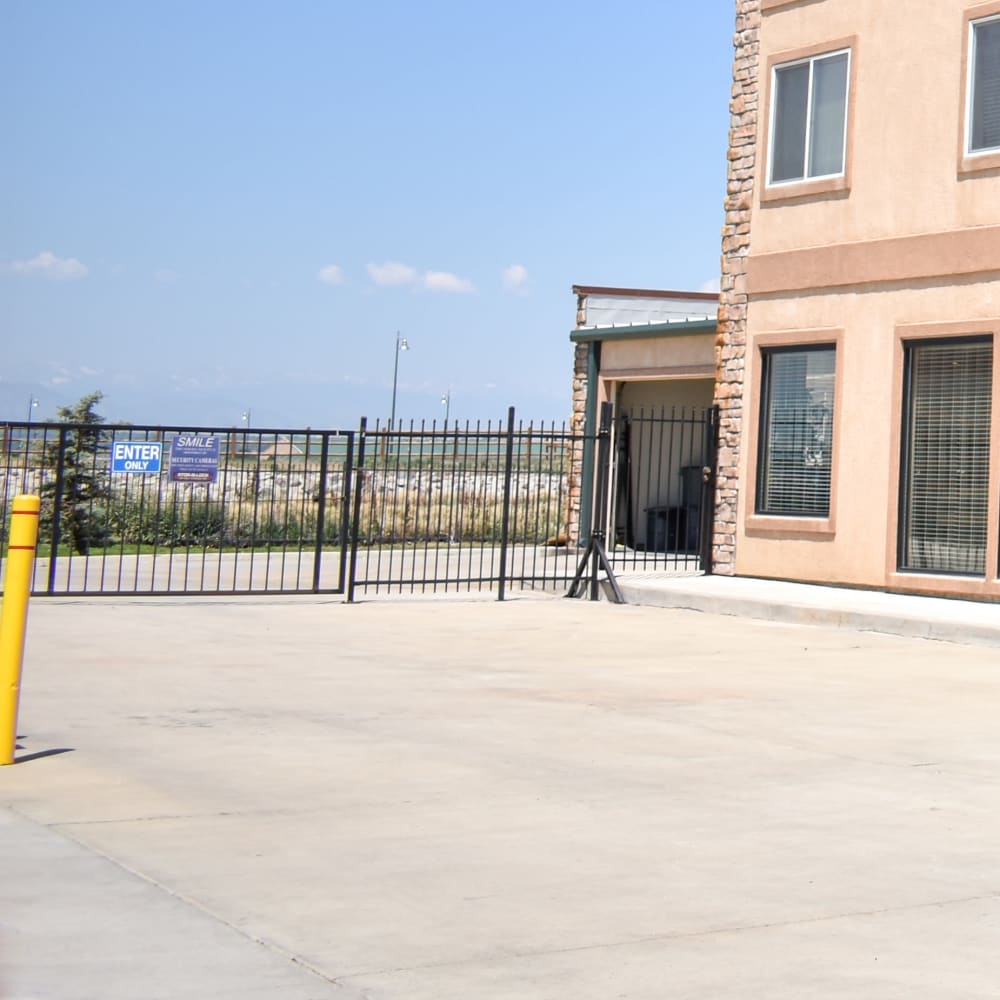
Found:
[968,14,1000,154]
[757,346,836,516]
[768,49,850,185]
[899,338,993,576]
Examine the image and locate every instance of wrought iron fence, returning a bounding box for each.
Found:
[0,422,353,596]
[0,405,716,599]
[347,409,583,599]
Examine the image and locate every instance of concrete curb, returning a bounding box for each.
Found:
[616,576,1000,648]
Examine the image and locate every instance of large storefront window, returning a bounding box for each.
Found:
[756,345,836,516]
[899,338,993,575]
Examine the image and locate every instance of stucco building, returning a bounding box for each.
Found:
[716,0,1000,599]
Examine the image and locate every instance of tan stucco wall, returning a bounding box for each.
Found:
[754,0,1000,254]
[617,378,714,413]
[600,333,715,377]
[736,278,1000,595]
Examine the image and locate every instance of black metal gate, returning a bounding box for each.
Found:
[345,409,583,599]
[606,403,718,574]
[567,401,717,600]
[0,422,354,596]
[1,405,715,599]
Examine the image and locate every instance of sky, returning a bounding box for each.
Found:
[1,2,735,430]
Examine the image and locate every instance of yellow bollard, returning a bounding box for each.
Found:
[0,494,40,765]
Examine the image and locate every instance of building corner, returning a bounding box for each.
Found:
[713,0,761,576]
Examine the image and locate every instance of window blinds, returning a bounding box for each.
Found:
[900,339,993,575]
[972,18,1000,152]
[758,347,836,516]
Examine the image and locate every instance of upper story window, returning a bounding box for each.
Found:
[968,14,1000,154]
[768,49,850,186]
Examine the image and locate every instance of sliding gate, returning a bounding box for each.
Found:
[0,422,354,596]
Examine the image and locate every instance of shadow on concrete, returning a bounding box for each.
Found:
[14,747,75,764]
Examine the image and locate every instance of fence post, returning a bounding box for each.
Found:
[577,342,601,547]
[699,405,720,575]
[45,427,68,595]
[590,402,613,598]
[566,402,622,602]
[346,418,368,603]
[311,433,330,593]
[337,430,355,595]
[496,406,516,602]
[0,494,40,765]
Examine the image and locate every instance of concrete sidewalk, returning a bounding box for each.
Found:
[4,597,1000,998]
[616,572,1000,647]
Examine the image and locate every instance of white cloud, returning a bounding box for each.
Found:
[43,363,101,385]
[699,276,721,293]
[367,260,476,293]
[368,260,418,286]
[423,270,476,294]
[502,264,529,293]
[317,264,345,286]
[153,268,179,284]
[10,251,88,280]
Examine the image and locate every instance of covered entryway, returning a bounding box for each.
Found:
[569,285,720,575]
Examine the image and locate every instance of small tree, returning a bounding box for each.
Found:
[41,390,110,554]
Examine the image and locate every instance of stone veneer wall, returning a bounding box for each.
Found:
[713,0,762,574]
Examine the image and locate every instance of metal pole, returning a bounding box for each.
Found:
[46,428,67,595]
[591,403,614,598]
[390,332,408,430]
[0,494,40,764]
[390,344,400,430]
[346,418,368,603]
[311,432,330,593]
[497,406,516,602]
[699,405,720,575]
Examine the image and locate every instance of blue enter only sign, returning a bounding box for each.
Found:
[111,441,163,474]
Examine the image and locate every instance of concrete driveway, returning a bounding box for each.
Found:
[3,596,1000,998]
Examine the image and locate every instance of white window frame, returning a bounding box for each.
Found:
[767,47,851,188]
[966,12,1000,156]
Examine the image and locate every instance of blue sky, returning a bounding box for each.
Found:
[2,2,734,429]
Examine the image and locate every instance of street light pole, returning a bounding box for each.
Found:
[440,389,450,426]
[26,396,38,424]
[390,332,409,429]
